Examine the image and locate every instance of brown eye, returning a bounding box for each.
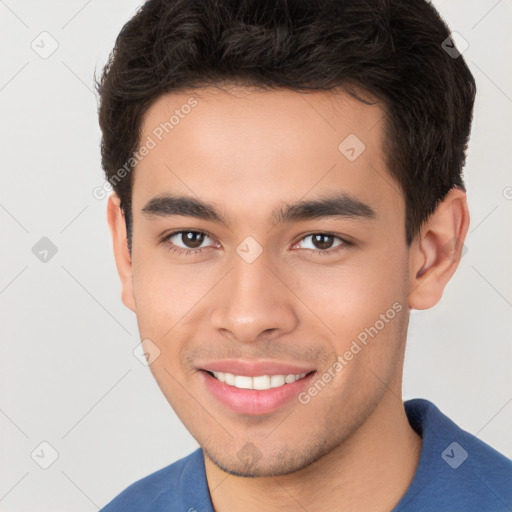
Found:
[296,233,346,252]
[178,231,206,249]
[161,230,217,255]
[311,234,336,250]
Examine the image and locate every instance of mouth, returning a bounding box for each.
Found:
[199,365,317,416]
[205,370,311,390]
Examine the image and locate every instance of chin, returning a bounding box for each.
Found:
[203,437,333,478]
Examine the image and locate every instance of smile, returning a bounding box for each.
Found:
[209,371,308,390]
[201,369,316,415]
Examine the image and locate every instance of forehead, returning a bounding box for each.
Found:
[133,86,402,225]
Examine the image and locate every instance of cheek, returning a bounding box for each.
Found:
[131,229,409,347]
[285,245,409,396]
[130,251,217,339]
[288,249,407,337]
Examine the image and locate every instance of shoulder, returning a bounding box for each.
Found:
[100,448,209,512]
[396,399,512,511]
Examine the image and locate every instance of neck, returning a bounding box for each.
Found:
[203,391,422,512]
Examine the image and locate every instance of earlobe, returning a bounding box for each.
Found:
[408,187,470,310]
[106,193,137,312]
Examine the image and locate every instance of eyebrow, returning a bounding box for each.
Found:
[142,192,376,226]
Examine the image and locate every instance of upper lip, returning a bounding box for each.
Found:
[199,359,316,377]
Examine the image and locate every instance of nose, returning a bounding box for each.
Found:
[209,251,299,345]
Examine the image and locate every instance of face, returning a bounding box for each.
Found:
[119,86,413,476]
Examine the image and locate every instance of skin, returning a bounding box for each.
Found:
[107,86,469,512]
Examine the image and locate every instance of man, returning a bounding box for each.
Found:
[97,0,512,510]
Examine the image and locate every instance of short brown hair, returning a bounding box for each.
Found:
[96,0,476,253]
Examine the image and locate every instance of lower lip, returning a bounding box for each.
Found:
[200,370,315,415]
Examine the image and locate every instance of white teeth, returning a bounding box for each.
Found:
[224,372,236,386]
[270,374,285,388]
[253,375,271,390]
[211,371,307,390]
[234,375,253,389]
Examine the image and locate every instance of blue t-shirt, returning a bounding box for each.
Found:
[101,399,512,511]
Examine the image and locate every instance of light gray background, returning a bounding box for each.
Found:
[0,0,511,510]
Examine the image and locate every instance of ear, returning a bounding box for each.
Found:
[408,187,470,310]
[106,193,136,312]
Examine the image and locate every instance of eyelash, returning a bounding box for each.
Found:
[160,230,352,257]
